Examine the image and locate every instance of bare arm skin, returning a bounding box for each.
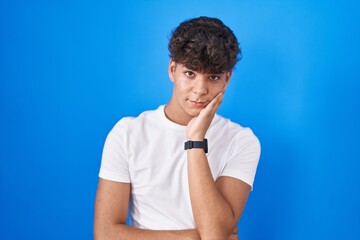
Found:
[187,150,250,240]
[94,178,201,240]
[186,92,251,240]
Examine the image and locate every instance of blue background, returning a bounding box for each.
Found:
[1,0,359,239]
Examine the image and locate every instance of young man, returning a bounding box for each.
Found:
[94,16,260,240]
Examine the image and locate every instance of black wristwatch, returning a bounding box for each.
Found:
[184,139,208,153]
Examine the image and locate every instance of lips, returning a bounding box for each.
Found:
[189,100,208,107]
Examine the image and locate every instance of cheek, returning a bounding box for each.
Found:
[175,79,191,93]
[220,81,227,91]
[211,84,226,95]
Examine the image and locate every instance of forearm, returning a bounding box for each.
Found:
[95,223,200,240]
[187,149,236,240]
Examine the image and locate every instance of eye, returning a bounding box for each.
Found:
[185,71,195,78]
[209,75,220,81]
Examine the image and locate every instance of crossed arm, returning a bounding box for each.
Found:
[94,177,250,240]
[94,179,203,240]
[94,93,251,240]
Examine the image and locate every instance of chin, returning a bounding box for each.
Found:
[187,108,202,117]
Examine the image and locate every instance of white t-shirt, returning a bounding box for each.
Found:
[99,105,260,230]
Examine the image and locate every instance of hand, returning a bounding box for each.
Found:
[228,233,239,240]
[228,227,239,240]
[186,92,224,140]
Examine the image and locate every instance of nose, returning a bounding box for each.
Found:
[192,77,208,96]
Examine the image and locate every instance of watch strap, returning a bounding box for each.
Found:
[184,139,208,153]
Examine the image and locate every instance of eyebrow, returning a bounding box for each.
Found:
[185,68,225,75]
[180,64,226,75]
[207,72,225,75]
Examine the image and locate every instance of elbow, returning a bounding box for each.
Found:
[93,229,102,240]
[198,227,235,240]
[94,224,107,240]
[93,223,116,240]
[94,222,127,240]
[200,233,231,240]
[198,220,237,240]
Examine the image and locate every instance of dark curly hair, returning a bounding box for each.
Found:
[168,16,241,73]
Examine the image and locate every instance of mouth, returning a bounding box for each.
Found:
[189,100,209,108]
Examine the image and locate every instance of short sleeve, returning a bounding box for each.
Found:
[99,119,131,183]
[220,129,261,190]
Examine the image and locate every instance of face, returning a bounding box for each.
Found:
[167,60,232,123]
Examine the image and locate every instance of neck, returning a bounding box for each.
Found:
[164,95,192,126]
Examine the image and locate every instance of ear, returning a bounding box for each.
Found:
[168,59,176,82]
[223,70,232,91]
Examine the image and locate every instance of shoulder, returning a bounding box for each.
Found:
[211,115,259,140]
[210,115,261,154]
[111,106,163,132]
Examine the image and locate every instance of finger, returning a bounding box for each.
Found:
[207,92,222,110]
[233,227,239,234]
[229,233,239,240]
[199,92,223,118]
[209,92,223,115]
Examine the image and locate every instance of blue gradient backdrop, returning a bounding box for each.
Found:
[1,1,359,239]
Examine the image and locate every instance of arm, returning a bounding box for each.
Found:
[94,178,201,240]
[186,93,251,240]
[187,151,250,240]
